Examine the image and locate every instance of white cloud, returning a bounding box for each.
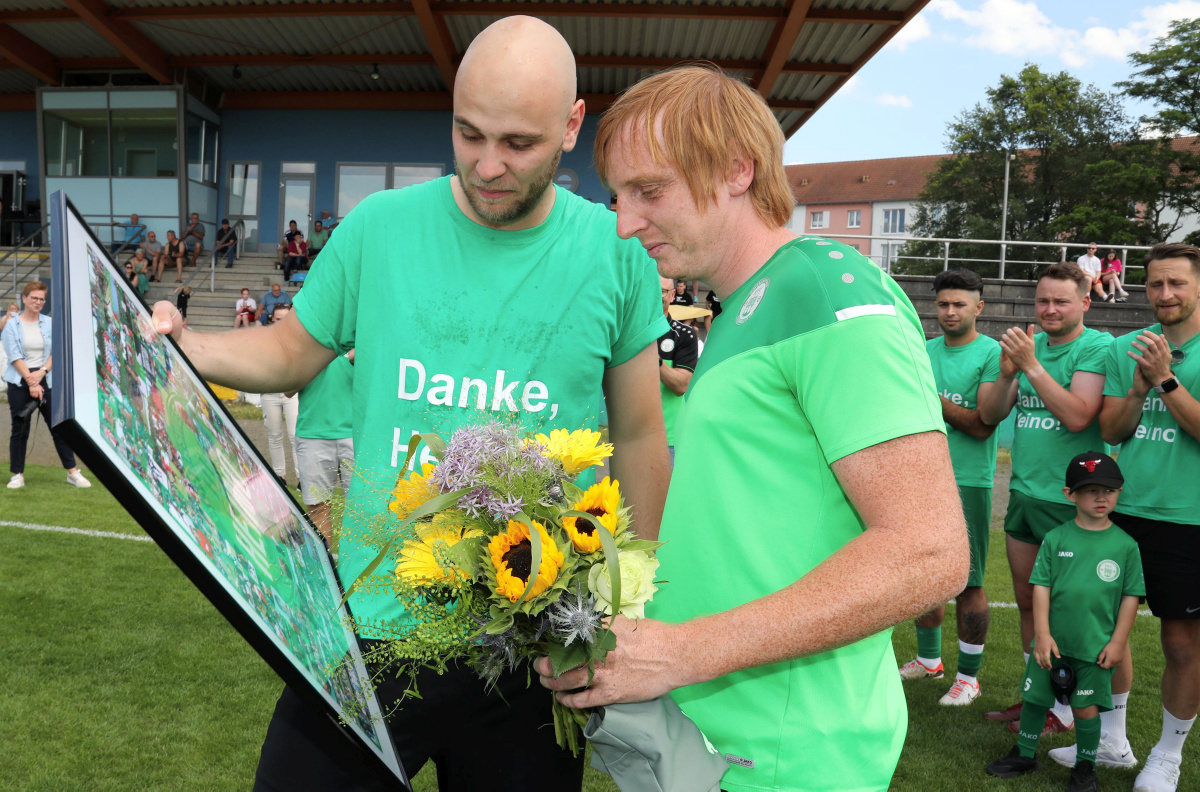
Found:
[875,93,914,107]
[926,0,1200,67]
[891,14,932,52]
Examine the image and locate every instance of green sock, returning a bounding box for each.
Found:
[957,640,984,678]
[916,626,942,662]
[1017,703,1049,758]
[1076,715,1101,764]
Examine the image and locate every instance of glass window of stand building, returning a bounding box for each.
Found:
[39,87,220,247]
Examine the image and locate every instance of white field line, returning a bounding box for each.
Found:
[0,521,1161,617]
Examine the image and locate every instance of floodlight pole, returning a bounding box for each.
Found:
[999,150,1015,279]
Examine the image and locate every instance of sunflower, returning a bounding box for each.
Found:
[396,514,483,586]
[489,519,564,602]
[562,477,620,554]
[389,463,438,520]
[534,428,613,476]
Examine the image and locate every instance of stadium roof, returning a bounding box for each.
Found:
[0,0,931,136]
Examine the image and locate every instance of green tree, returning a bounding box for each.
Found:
[1118,17,1200,136]
[903,65,1133,277]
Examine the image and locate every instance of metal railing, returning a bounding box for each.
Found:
[207,219,246,293]
[1,222,51,302]
[806,232,1156,281]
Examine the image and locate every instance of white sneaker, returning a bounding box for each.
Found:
[66,470,91,488]
[1135,749,1182,791]
[7,473,24,489]
[1119,289,1130,298]
[899,658,944,679]
[1049,739,1138,769]
[938,677,981,706]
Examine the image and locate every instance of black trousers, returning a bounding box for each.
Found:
[253,647,584,792]
[7,379,75,474]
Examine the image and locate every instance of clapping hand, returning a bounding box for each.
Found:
[999,324,1039,373]
[1129,331,1173,388]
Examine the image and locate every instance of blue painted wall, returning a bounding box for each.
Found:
[218,109,609,249]
[0,111,40,202]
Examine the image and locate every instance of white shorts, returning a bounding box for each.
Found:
[295,436,354,506]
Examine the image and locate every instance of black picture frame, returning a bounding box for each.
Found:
[47,190,408,791]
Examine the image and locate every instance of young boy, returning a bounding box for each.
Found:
[986,451,1144,791]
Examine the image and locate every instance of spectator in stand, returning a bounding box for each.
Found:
[164,230,187,283]
[1099,250,1129,303]
[278,220,300,270]
[261,305,299,487]
[111,213,145,255]
[234,288,257,329]
[173,286,191,320]
[317,209,337,231]
[123,260,140,292]
[0,302,17,335]
[285,232,308,283]
[2,281,91,490]
[142,231,165,282]
[182,213,205,267]
[308,220,329,262]
[671,279,694,306]
[1078,242,1104,300]
[216,219,237,269]
[129,248,151,297]
[257,283,292,326]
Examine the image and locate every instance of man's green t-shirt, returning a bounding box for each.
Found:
[1030,521,1145,661]
[1103,324,1200,523]
[926,333,1001,488]
[1011,327,1111,504]
[292,178,667,632]
[648,238,944,792]
[297,354,353,439]
[309,228,330,249]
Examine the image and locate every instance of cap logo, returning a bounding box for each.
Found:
[1079,459,1101,473]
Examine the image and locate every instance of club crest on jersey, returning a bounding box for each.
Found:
[660,338,676,353]
[1080,458,1102,472]
[1097,559,1120,582]
[737,277,770,325]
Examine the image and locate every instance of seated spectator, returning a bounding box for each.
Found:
[285,233,308,282]
[182,212,205,267]
[1077,242,1103,299]
[256,283,292,326]
[234,288,256,329]
[110,212,144,255]
[308,220,329,262]
[164,230,187,283]
[173,286,191,320]
[671,279,694,306]
[123,261,139,292]
[1098,249,1129,302]
[216,218,237,269]
[317,209,337,231]
[129,248,150,297]
[278,220,300,270]
[142,231,165,282]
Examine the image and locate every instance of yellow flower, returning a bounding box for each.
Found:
[389,463,438,520]
[563,477,620,554]
[396,515,483,586]
[489,519,564,602]
[534,428,613,476]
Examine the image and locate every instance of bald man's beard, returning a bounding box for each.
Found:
[456,149,562,226]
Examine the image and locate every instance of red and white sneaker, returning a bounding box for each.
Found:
[1008,710,1075,736]
[899,658,944,680]
[939,677,981,706]
[985,701,1024,722]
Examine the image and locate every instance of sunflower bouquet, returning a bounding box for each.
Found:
[344,421,661,755]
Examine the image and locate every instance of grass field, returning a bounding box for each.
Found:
[1,461,1194,791]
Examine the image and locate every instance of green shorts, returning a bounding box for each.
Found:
[960,485,992,588]
[1021,653,1113,712]
[1004,489,1076,546]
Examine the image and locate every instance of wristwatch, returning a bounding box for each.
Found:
[1154,375,1180,394]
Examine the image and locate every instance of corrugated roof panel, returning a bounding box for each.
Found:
[790,22,877,64]
[0,70,40,93]
[577,64,753,94]
[108,0,408,8]
[0,0,65,10]
[130,16,427,57]
[199,63,444,92]
[436,0,786,8]
[445,15,774,60]
[10,22,125,59]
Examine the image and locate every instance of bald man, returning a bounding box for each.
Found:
[151,16,669,791]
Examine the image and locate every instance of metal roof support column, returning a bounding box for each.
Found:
[756,0,815,100]
[61,0,172,84]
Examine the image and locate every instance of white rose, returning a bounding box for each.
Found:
[588,550,659,619]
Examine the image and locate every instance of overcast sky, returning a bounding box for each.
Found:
[783,0,1200,165]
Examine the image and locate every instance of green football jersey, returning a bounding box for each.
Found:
[1030,521,1145,661]
[1103,324,1200,523]
[296,353,353,439]
[648,238,944,792]
[293,177,667,633]
[1011,327,1111,504]
[926,333,1001,488]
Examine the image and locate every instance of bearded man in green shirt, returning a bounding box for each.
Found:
[153,16,670,791]
[536,65,968,792]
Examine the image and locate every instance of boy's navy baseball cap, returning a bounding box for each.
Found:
[1065,451,1124,492]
